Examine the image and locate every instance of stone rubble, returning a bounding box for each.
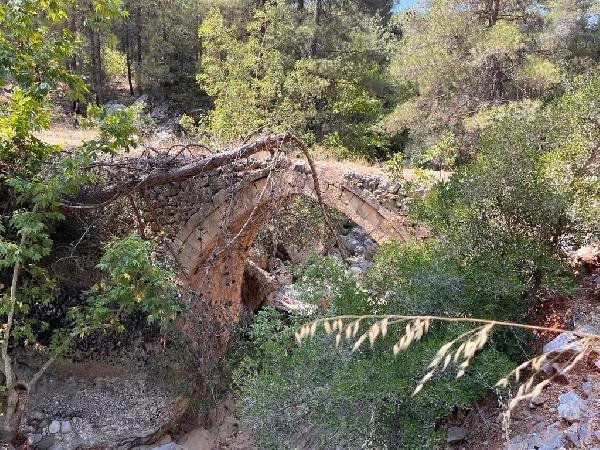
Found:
[21,370,182,450]
[505,329,600,450]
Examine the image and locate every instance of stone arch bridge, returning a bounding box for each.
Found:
[94,140,425,327]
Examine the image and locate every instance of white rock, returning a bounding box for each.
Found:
[543,332,583,354]
[48,420,60,434]
[60,420,72,433]
[557,391,585,422]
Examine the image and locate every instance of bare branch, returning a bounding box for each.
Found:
[64,133,294,208]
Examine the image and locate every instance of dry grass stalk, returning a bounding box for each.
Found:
[498,335,594,435]
[295,314,600,422]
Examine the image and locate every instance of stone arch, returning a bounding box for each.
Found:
[171,163,415,325]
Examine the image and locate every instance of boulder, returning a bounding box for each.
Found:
[538,432,565,450]
[134,94,150,106]
[557,391,585,422]
[543,332,583,356]
[265,287,316,314]
[150,103,170,120]
[573,244,600,269]
[49,420,60,434]
[61,420,72,433]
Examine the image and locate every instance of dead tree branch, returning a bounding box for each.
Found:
[62,131,347,258]
[64,133,294,208]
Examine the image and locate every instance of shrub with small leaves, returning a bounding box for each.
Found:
[232,257,516,448]
[81,234,181,332]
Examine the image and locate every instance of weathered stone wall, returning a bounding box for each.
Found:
[96,152,423,343]
[139,156,277,241]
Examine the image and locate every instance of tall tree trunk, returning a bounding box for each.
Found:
[135,5,143,66]
[0,228,30,444]
[310,0,322,57]
[486,0,501,26]
[1,387,28,443]
[125,29,135,96]
[134,5,143,93]
[69,15,78,72]
[89,28,103,103]
[485,0,502,102]
[490,55,503,103]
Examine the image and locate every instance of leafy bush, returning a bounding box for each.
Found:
[232,255,517,448]
[232,75,600,448]
[196,4,396,159]
[83,234,181,331]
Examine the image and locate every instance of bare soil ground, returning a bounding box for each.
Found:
[35,125,99,148]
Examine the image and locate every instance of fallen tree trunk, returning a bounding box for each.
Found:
[63,132,347,258]
[67,133,294,207]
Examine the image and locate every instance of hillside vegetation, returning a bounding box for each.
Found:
[0,0,599,448]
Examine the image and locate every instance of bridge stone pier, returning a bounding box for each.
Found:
[115,152,423,333]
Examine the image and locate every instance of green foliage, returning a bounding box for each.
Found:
[197,7,283,140]
[196,2,397,158]
[369,241,524,320]
[231,67,599,450]
[293,256,372,316]
[127,0,204,96]
[82,234,180,331]
[542,74,600,231]
[101,43,128,80]
[1,101,166,360]
[0,3,178,427]
[125,99,155,137]
[418,131,458,171]
[415,74,599,290]
[384,0,600,164]
[178,114,200,137]
[82,103,140,152]
[0,0,86,174]
[384,151,405,180]
[233,258,517,448]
